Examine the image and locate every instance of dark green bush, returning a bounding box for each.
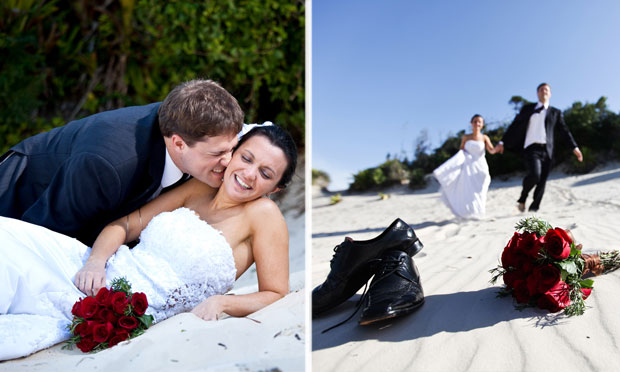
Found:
[0,0,305,153]
[408,168,427,190]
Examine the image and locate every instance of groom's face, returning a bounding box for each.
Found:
[179,134,239,188]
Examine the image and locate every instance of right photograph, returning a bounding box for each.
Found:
[311,2,620,371]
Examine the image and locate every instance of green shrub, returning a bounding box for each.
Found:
[0,0,305,153]
[566,147,597,174]
[408,168,427,190]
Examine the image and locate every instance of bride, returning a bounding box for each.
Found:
[433,114,497,220]
[0,125,297,360]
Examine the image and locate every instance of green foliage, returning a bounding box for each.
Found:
[408,168,427,190]
[329,193,342,205]
[349,159,410,191]
[311,169,330,185]
[566,146,597,174]
[0,0,305,153]
[515,216,553,236]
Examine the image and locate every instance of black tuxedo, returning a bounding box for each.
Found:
[0,103,167,245]
[502,103,578,210]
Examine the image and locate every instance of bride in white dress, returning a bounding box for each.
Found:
[433,114,497,220]
[0,125,297,361]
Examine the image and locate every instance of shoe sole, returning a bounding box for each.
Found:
[358,299,425,326]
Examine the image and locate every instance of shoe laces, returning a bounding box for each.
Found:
[320,253,407,333]
[329,239,352,267]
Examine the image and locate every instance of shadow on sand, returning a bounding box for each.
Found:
[572,169,620,187]
[312,286,565,351]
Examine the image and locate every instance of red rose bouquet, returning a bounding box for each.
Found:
[490,217,620,315]
[63,277,154,352]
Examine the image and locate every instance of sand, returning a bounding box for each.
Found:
[312,162,620,371]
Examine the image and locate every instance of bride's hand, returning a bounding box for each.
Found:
[74,259,107,296]
[191,296,225,321]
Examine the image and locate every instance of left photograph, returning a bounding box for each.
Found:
[0,1,305,370]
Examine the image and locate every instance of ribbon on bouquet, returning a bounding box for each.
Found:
[238,121,274,139]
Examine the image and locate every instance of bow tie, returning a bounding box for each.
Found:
[533,106,545,114]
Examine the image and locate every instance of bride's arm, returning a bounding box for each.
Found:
[484,135,497,154]
[192,199,289,320]
[74,179,202,295]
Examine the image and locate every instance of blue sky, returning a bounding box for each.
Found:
[312,1,620,191]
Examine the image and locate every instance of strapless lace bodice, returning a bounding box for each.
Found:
[106,207,237,322]
[464,140,485,158]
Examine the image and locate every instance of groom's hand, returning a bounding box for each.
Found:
[74,259,107,296]
[573,147,583,162]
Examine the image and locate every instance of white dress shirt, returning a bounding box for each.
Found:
[147,149,183,201]
[523,102,548,149]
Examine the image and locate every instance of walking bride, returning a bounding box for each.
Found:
[0,125,297,360]
[433,114,497,220]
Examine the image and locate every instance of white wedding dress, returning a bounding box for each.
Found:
[0,207,236,360]
[432,140,490,220]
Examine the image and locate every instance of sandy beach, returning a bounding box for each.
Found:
[0,158,306,372]
[312,163,620,371]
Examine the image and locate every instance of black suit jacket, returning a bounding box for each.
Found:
[0,103,166,245]
[502,103,578,159]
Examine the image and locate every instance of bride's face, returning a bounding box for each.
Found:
[222,135,288,201]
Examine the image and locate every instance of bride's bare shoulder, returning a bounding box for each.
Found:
[245,197,286,225]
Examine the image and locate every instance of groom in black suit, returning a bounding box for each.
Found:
[0,79,244,245]
[496,83,583,212]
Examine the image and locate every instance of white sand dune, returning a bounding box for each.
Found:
[312,162,620,371]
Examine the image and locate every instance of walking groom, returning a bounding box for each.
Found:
[496,82,583,212]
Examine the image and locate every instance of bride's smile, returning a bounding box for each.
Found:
[223,135,287,201]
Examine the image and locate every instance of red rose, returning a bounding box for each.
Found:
[72,301,83,318]
[118,316,139,330]
[130,292,148,316]
[108,329,130,347]
[80,297,99,319]
[93,322,114,343]
[74,321,94,337]
[507,232,521,250]
[95,307,118,324]
[544,228,572,260]
[513,280,531,304]
[95,287,110,305]
[527,264,561,295]
[581,288,592,300]
[110,291,129,314]
[518,232,540,258]
[503,270,520,289]
[537,281,571,312]
[76,336,97,352]
[501,247,517,269]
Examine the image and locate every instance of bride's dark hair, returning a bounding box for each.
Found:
[236,125,298,188]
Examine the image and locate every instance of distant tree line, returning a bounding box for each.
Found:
[0,0,305,153]
[345,96,620,192]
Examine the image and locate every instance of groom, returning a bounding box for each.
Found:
[0,79,244,245]
[496,82,583,212]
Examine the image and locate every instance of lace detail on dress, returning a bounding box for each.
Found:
[106,207,237,323]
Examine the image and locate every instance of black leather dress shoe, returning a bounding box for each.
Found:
[359,250,424,325]
[312,218,423,317]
